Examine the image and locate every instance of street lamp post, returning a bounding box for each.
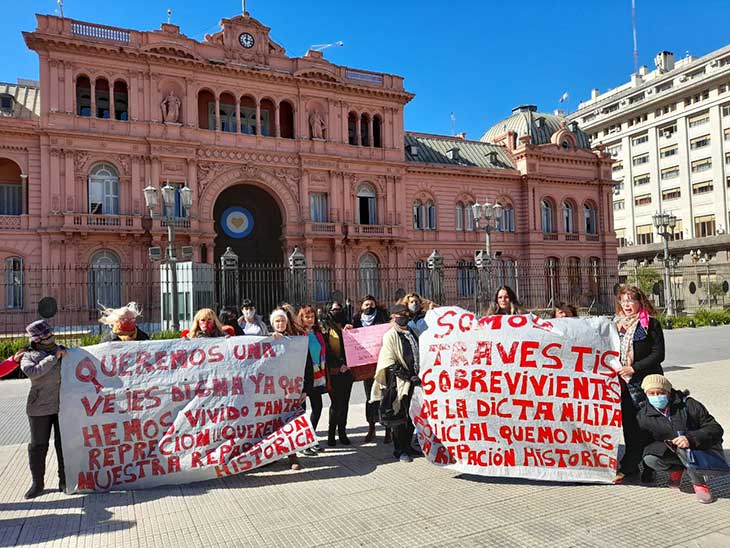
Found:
[144,181,193,331]
[472,201,504,311]
[652,211,677,317]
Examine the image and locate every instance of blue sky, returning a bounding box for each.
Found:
[2,1,729,139]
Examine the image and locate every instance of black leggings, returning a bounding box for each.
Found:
[305,392,323,432]
[28,414,65,482]
[328,372,353,430]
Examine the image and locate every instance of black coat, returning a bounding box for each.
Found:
[636,390,724,458]
[101,328,150,343]
[628,317,665,386]
[352,308,389,329]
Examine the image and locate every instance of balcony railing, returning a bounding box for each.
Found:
[50,213,143,232]
[586,234,600,242]
[0,215,27,230]
[159,218,191,229]
[346,224,401,238]
[71,21,130,44]
[304,221,340,235]
[565,233,580,241]
[543,232,558,241]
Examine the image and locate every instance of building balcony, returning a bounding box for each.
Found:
[0,215,29,231]
[543,232,558,241]
[304,221,342,237]
[49,212,144,233]
[344,223,402,240]
[564,233,579,241]
[586,234,600,242]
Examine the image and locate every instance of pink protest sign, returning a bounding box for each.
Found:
[342,323,392,368]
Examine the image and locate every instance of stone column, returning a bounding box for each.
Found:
[215,94,221,131]
[64,63,74,113]
[49,60,59,112]
[255,99,261,136]
[274,102,281,137]
[235,100,241,134]
[367,116,374,148]
[355,115,361,146]
[90,78,96,118]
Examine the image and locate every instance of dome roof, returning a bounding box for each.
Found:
[480,105,591,149]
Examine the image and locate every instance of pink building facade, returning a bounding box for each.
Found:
[0,12,617,318]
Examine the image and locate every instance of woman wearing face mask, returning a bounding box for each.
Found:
[612,285,665,484]
[321,301,354,446]
[486,286,524,315]
[237,299,269,336]
[370,304,422,463]
[398,293,434,338]
[269,308,304,470]
[20,320,68,499]
[637,375,723,503]
[99,302,150,342]
[352,295,390,443]
[184,309,227,339]
[297,305,327,455]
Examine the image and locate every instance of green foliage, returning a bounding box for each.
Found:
[151,330,181,340]
[626,267,662,297]
[661,309,730,329]
[0,338,28,361]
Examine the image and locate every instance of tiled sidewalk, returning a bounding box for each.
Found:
[0,359,729,548]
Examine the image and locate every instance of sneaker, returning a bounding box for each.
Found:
[693,483,716,504]
[667,470,683,488]
[301,447,318,457]
[399,453,413,463]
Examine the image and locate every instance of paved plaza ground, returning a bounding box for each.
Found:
[0,326,729,548]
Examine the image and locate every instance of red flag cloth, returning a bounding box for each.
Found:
[0,356,20,378]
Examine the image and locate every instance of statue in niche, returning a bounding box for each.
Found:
[309,110,327,140]
[161,91,181,123]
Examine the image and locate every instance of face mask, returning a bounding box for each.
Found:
[394,316,410,327]
[37,336,56,350]
[362,307,375,316]
[118,320,136,332]
[408,303,420,314]
[648,394,669,409]
[330,311,346,324]
[199,320,215,333]
[243,310,255,320]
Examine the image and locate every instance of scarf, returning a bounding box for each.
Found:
[307,331,327,389]
[360,311,376,327]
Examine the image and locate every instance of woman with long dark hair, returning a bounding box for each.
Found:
[612,285,665,484]
[321,301,353,446]
[486,285,524,315]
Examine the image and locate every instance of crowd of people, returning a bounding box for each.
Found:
[0,285,725,504]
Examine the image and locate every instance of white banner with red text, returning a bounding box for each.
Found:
[410,308,622,483]
[59,335,315,493]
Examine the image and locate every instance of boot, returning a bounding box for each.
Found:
[24,444,47,500]
[327,423,337,447]
[693,483,716,504]
[667,470,683,488]
[338,424,351,446]
[364,424,376,443]
[640,466,655,484]
[383,428,392,444]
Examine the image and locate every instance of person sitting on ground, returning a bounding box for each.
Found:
[552,302,578,318]
[99,302,150,342]
[183,308,227,339]
[637,374,724,504]
[219,307,244,336]
[21,320,67,499]
[486,285,525,315]
[237,299,269,336]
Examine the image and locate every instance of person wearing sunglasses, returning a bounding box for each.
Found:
[612,285,665,484]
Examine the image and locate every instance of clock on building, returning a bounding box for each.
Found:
[239,32,255,48]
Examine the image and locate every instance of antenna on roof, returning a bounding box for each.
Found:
[450,112,456,136]
[242,0,247,15]
[310,41,344,52]
[166,8,172,24]
[57,0,64,18]
[631,0,639,74]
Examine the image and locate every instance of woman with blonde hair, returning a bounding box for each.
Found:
[183,308,227,339]
[399,292,435,337]
[612,285,665,484]
[99,302,150,342]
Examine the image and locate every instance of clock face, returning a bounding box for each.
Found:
[239,32,255,49]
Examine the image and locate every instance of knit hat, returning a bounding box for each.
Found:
[641,374,672,393]
[26,320,53,342]
[270,309,288,324]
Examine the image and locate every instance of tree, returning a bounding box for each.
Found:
[627,266,662,297]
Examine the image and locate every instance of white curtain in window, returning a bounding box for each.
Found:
[455,202,464,231]
[89,163,119,215]
[310,193,329,222]
[90,250,122,308]
[359,253,380,297]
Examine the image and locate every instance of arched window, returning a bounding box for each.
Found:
[4,256,23,309]
[239,95,257,134]
[544,257,560,305]
[373,114,383,148]
[426,201,436,230]
[465,201,475,231]
[0,158,23,215]
[357,183,377,225]
[90,250,121,309]
[348,112,358,145]
[562,201,576,233]
[88,163,119,215]
[76,75,91,117]
[413,200,423,229]
[498,205,516,232]
[359,253,380,297]
[541,199,556,233]
[360,113,370,146]
[198,89,215,130]
[279,100,295,139]
[95,77,110,118]
[113,80,128,121]
[455,202,464,231]
[584,203,598,235]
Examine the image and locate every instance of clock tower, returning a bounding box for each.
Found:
[204,13,286,65]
